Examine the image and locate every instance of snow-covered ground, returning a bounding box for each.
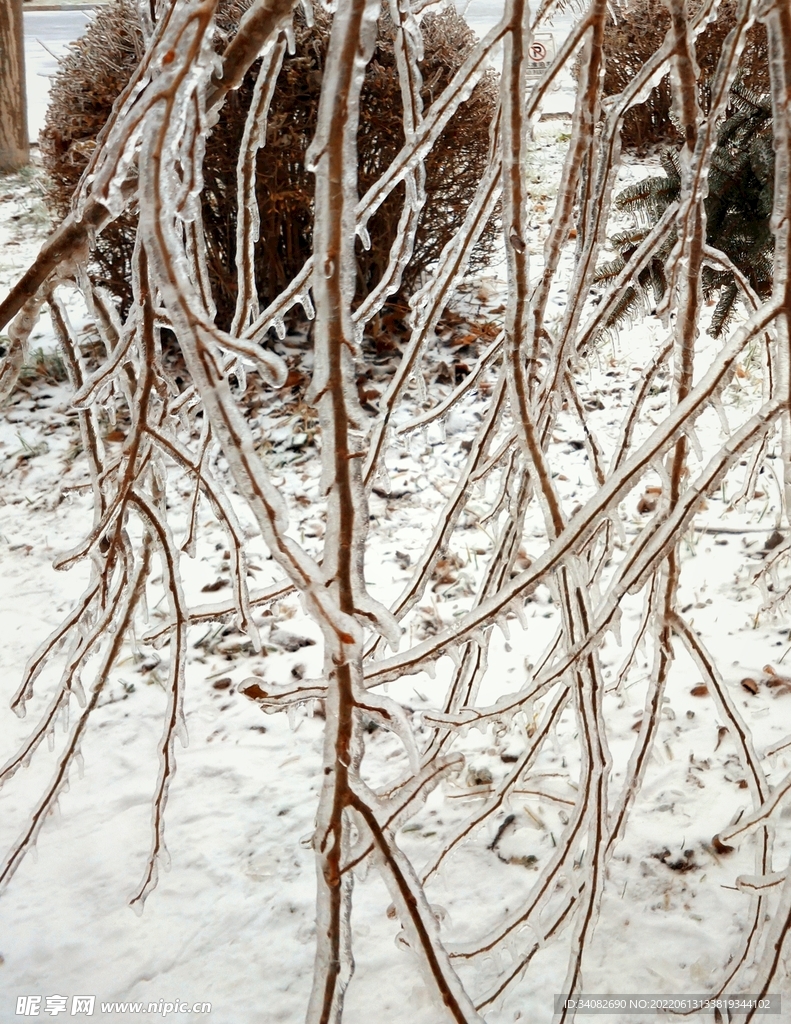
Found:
[2,13,791,1024]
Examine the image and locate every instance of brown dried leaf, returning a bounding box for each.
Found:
[637,494,658,514]
[241,682,268,701]
[201,578,229,592]
[711,835,735,855]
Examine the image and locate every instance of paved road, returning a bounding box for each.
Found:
[461,0,576,39]
[24,10,93,142]
[21,3,574,144]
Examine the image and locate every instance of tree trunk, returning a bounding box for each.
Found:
[0,0,28,172]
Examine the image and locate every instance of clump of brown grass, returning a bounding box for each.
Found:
[40,0,498,329]
[601,0,768,150]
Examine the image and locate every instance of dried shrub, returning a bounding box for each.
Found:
[602,0,768,149]
[40,0,498,329]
